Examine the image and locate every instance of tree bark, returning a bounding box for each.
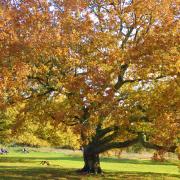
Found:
[80,146,102,174]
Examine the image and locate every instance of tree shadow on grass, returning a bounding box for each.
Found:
[0,166,179,180]
[104,171,180,180]
[0,166,81,180]
[101,157,177,166]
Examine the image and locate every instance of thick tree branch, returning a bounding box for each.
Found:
[141,141,177,153]
[96,131,119,146]
[95,126,119,140]
[93,133,177,154]
[137,133,177,153]
[94,137,139,154]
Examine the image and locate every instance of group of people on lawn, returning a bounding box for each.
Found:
[0,147,29,154]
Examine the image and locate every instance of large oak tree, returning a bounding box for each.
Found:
[0,0,179,173]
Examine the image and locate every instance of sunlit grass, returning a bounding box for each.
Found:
[0,148,179,179]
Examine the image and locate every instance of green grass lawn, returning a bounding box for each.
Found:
[0,148,179,179]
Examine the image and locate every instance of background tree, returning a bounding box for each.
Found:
[0,108,13,144]
[0,0,179,173]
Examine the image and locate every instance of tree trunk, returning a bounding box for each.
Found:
[80,146,102,174]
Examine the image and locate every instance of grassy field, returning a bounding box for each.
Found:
[0,147,179,180]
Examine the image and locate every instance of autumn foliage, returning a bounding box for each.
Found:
[0,0,179,173]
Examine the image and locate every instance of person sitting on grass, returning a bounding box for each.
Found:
[0,148,8,154]
[2,148,8,154]
[22,148,29,153]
